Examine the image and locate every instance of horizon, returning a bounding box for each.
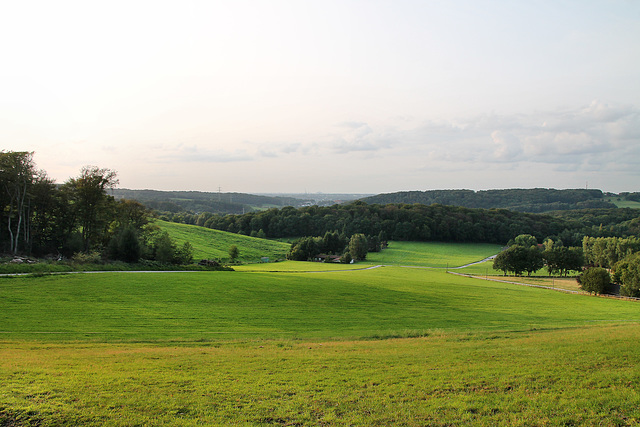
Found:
[111,186,627,197]
[2,1,639,193]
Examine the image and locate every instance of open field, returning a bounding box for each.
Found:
[234,260,368,272]
[2,268,639,342]
[457,260,585,292]
[363,241,502,268]
[155,220,290,262]
[2,241,640,425]
[605,197,640,209]
[2,324,640,426]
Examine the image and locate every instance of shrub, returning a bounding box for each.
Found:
[577,267,611,295]
[72,251,103,264]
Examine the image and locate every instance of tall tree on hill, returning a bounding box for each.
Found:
[64,166,119,252]
[349,234,368,260]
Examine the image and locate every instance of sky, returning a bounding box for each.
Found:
[2,0,639,194]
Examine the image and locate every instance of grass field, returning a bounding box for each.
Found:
[155,220,290,262]
[363,241,501,268]
[2,268,639,342]
[3,324,640,426]
[605,197,640,209]
[2,239,640,425]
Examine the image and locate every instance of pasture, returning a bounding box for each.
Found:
[3,325,640,426]
[2,268,640,343]
[363,241,501,268]
[2,239,640,425]
[155,219,290,262]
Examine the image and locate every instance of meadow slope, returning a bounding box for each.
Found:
[155,219,290,262]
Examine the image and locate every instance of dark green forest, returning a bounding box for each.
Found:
[111,189,310,215]
[360,188,616,212]
[168,202,640,247]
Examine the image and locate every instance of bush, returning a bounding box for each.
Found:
[72,251,103,264]
[577,267,611,295]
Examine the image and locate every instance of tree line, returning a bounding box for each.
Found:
[287,231,383,263]
[492,234,640,298]
[360,188,615,213]
[165,202,639,248]
[493,234,583,277]
[0,151,191,265]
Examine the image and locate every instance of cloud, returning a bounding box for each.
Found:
[155,144,254,163]
[491,131,522,161]
[386,101,640,174]
[331,122,395,154]
[142,101,639,182]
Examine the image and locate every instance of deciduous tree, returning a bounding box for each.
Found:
[577,267,611,295]
[64,166,119,252]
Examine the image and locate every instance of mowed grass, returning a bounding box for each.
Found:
[363,241,502,267]
[233,260,368,272]
[457,260,585,292]
[2,325,640,426]
[605,196,640,209]
[2,268,639,342]
[3,239,640,425]
[155,220,290,262]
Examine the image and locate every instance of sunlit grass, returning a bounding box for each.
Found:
[363,241,501,267]
[155,219,290,262]
[605,196,640,209]
[2,325,640,426]
[2,268,639,343]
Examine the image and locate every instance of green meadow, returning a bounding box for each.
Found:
[363,241,501,268]
[3,268,639,342]
[155,219,290,262]
[2,235,640,425]
[605,196,640,209]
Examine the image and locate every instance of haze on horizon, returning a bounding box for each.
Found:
[2,0,639,194]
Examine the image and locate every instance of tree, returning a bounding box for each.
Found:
[176,242,194,265]
[154,231,175,264]
[577,267,611,295]
[493,245,542,276]
[524,247,544,276]
[348,233,368,260]
[229,245,239,262]
[64,166,119,252]
[109,226,141,263]
[0,151,37,254]
[287,236,319,261]
[614,253,640,297]
[543,246,584,276]
[514,234,538,248]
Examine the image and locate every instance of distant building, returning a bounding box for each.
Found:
[312,254,342,263]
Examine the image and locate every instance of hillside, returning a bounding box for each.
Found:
[111,188,311,215]
[360,188,616,212]
[154,219,290,262]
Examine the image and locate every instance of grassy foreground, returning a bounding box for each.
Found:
[2,325,640,426]
[2,268,639,342]
[2,238,640,425]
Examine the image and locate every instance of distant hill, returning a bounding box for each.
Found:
[360,189,616,213]
[110,189,312,215]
